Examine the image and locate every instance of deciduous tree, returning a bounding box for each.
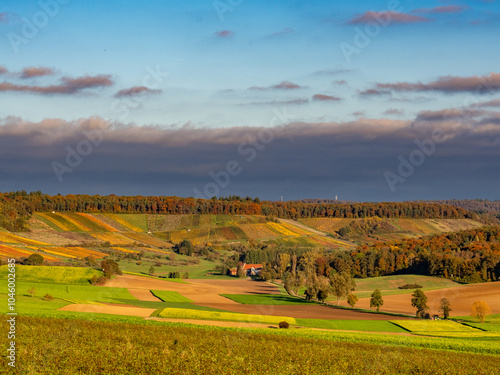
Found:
[347,294,359,308]
[471,301,491,323]
[329,272,356,305]
[411,289,429,318]
[370,289,383,311]
[439,298,452,319]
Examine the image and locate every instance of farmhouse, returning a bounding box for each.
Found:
[229,263,262,276]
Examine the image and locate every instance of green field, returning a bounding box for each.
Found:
[0,265,101,285]
[343,274,461,299]
[151,290,193,303]
[295,319,406,333]
[8,281,137,306]
[119,255,232,279]
[221,294,316,305]
[391,320,480,333]
[158,307,296,325]
[464,323,500,332]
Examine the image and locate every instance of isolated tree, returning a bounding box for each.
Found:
[101,259,122,278]
[148,266,155,275]
[370,289,384,311]
[347,294,359,308]
[27,287,36,297]
[329,272,356,305]
[25,253,44,266]
[439,298,452,319]
[471,301,491,323]
[411,289,429,318]
[183,272,189,279]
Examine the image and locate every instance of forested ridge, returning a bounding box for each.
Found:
[0,191,477,232]
[430,199,500,214]
[328,226,500,283]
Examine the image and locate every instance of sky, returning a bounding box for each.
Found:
[0,0,499,201]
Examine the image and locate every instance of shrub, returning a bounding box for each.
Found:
[43,293,54,301]
[279,321,290,329]
[399,284,423,289]
[25,253,44,266]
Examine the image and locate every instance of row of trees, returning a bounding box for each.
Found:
[327,226,500,282]
[0,191,477,232]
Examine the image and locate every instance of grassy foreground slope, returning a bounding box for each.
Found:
[3,316,499,375]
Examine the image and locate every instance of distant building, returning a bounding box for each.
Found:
[229,263,262,276]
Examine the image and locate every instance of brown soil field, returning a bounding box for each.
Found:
[347,281,500,316]
[197,303,413,320]
[127,288,162,302]
[105,275,278,304]
[59,304,156,317]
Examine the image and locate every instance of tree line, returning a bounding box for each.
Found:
[329,226,500,283]
[0,191,477,231]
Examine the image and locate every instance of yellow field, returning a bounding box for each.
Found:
[41,247,107,259]
[122,232,169,247]
[104,214,144,232]
[111,247,139,254]
[266,222,300,237]
[76,213,119,232]
[0,232,49,246]
[90,232,135,245]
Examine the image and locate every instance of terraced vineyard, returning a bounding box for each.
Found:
[299,217,483,243]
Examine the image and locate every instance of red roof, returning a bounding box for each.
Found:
[242,263,261,270]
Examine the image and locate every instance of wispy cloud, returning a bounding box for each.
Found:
[20,66,55,79]
[359,88,392,97]
[412,5,468,14]
[114,86,161,97]
[0,12,12,23]
[348,11,430,25]
[248,81,302,91]
[268,27,294,38]
[383,108,404,115]
[214,30,234,38]
[0,74,113,95]
[313,68,355,76]
[374,73,500,94]
[312,94,342,102]
[476,99,500,108]
[0,66,7,75]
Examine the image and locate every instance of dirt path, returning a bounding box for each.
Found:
[348,281,500,316]
[59,304,156,317]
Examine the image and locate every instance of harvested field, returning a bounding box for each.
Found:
[188,279,281,295]
[197,303,413,320]
[104,275,251,304]
[349,282,500,316]
[59,303,156,317]
[127,288,162,302]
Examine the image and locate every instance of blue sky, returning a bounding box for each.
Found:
[1,0,500,200]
